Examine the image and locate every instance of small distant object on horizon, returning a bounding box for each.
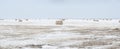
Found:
[56,20,63,25]
[25,19,29,21]
[15,19,23,22]
[93,19,99,22]
[18,19,23,22]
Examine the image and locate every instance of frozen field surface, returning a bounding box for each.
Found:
[0,25,120,49]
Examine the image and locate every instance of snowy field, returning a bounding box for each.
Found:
[0,19,120,49]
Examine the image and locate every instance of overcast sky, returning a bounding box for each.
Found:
[0,0,120,19]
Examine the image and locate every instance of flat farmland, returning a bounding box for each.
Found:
[0,25,120,49]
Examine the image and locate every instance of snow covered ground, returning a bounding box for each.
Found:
[0,19,120,49]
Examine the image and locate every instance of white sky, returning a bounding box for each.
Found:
[0,0,120,19]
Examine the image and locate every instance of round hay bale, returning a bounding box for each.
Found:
[56,20,63,25]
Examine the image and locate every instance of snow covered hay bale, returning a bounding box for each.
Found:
[56,20,63,25]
